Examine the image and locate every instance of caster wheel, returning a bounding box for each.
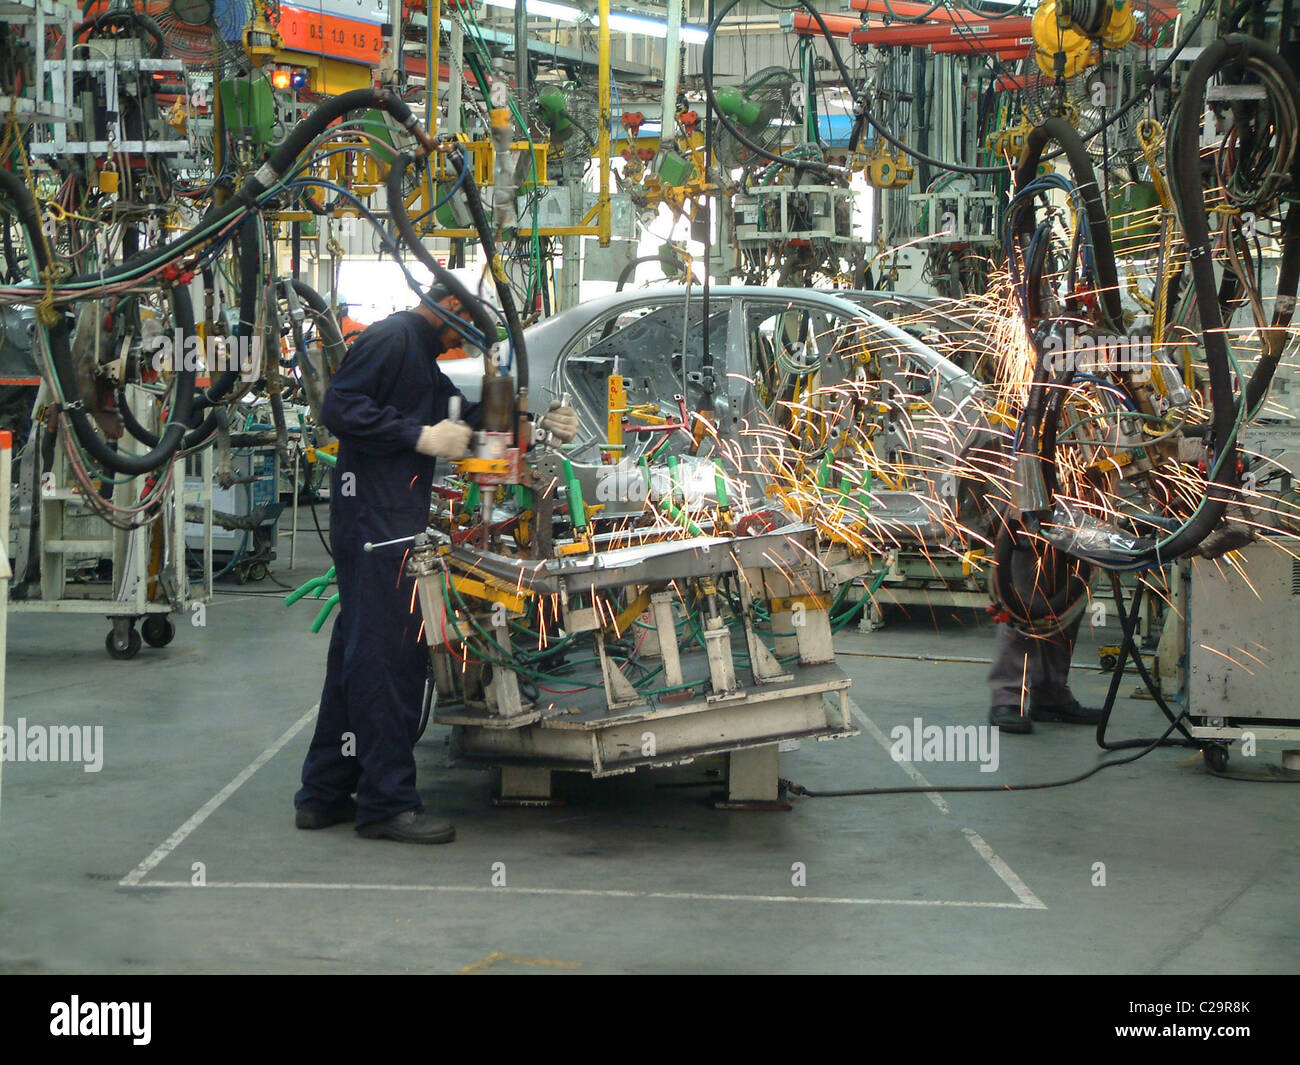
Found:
[1099,654,1118,672]
[141,615,176,648]
[247,561,269,582]
[106,627,142,660]
[1203,745,1230,773]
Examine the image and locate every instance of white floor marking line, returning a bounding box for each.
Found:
[119,698,1045,912]
[125,881,1039,908]
[846,696,1047,911]
[849,701,950,814]
[119,704,318,888]
[962,827,1045,909]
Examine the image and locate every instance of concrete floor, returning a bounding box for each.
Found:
[1,526,1297,975]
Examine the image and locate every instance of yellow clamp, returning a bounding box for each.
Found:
[305,441,339,463]
[1088,450,1133,474]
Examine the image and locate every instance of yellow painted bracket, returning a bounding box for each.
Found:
[451,574,526,614]
[457,457,509,476]
[771,593,832,613]
[607,585,662,638]
[305,441,339,464]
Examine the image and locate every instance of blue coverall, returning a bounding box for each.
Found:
[296,309,480,826]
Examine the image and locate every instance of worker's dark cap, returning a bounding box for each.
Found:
[426,282,457,304]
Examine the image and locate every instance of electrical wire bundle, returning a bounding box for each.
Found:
[0,56,529,528]
[984,32,1300,647]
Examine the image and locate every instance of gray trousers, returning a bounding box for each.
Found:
[987,544,1082,708]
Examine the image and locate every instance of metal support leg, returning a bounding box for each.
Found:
[717,744,789,810]
[487,617,526,718]
[702,616,738,696]
[494,765,560,807]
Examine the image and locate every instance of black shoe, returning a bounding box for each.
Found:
[295,796,356,830]
[989,705,1034,734]
[356,809,456,845]
[1030,699,1105,725]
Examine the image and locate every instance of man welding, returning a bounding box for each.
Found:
[294,283,578,843]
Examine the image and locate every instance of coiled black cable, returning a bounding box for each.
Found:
[0,166,198,476]
[21,88,423,474]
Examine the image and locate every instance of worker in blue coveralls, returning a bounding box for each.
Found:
[294,285,579,844]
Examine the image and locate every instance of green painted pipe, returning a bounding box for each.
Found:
[285,566,336,606]
[659,497,705,537]
[311,593,341,632]
[666,453,681,499]
[561,458,587,529]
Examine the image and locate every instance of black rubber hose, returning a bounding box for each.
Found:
[1013,118,1125,332]
[0,167,197,475]
[990,519,1088,631]
[1245,178,1300,415]
[60,88,417,292]
[447,145,530,396]
[193,214,262,417]
[115,219,262,456]
[1160,37,1268,558]
[287,278,347,374]
[615,253,680,292]
[119,213,262,450]
[1005,119,1121,514]
[385,151,502,354]
[728,0,1214,179]
[115,282,200,449]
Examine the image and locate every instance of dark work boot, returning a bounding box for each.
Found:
[989,704,1034,734]
[356,809,456,844]
[1031,699,1105,725]
[295,796,357,830]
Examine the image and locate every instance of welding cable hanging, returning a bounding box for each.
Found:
[447,144,530,398]
[387,151,500,351]
[0,166,199,476]
[18,88,435,475]
[723,0,1214,178]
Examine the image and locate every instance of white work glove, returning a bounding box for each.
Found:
[538,401,580,444]
[415,419,473,459]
